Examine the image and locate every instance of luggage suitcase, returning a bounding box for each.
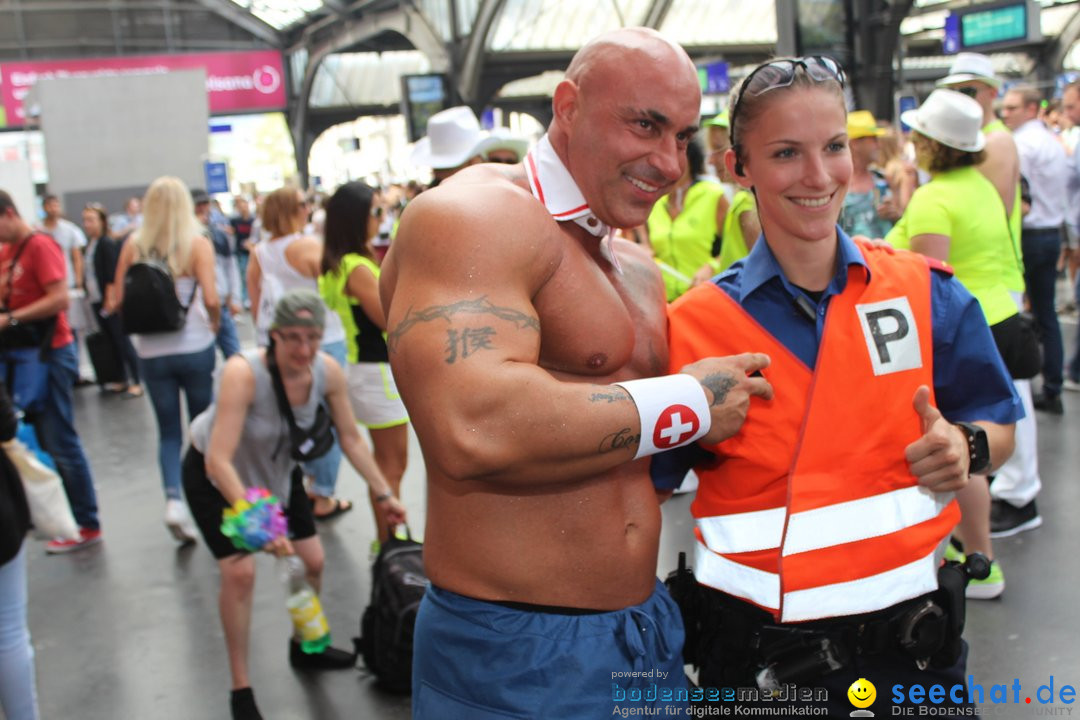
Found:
[355,526,427,693]
[86,331,125,386]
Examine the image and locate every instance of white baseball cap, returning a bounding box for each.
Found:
[938,52,1002,90]
[901,89,987,153]
[409,106,484,170]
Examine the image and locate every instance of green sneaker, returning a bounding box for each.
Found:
[966,560,1004,600]
[944,542,965,564]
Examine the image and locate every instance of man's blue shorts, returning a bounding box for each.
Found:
[411,579,687,719]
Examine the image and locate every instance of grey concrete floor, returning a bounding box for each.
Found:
[22,315,1080,719]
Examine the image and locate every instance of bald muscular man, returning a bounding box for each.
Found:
[381,27,771,718]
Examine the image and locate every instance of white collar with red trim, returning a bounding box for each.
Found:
[524,134,621,270]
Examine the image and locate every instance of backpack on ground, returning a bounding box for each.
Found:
[121,256,197,334]
[355,527,428,693]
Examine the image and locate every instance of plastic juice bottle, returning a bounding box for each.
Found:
[281,555,331,653]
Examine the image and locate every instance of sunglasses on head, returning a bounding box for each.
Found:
[730,56,846,148]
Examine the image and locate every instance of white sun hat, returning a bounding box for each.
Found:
[408,106,484,170]
[938,52,1002,90]
[473,127,530,163]
[901,89,987,152]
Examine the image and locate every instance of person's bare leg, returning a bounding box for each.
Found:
[291,536,325,594]
[368,424,408,541]
[218,554,257,689]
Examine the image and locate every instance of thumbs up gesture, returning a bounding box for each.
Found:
[903,386,970,493]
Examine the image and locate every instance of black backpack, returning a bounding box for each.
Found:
[355,529,428,693]
[121,256,197,334]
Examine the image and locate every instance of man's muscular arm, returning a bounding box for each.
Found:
[380,183,770,486]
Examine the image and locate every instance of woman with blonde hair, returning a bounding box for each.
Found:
[247,187,349,519]
[108,176,220,543]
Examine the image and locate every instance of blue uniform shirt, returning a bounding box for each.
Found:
[653,227,1024,490]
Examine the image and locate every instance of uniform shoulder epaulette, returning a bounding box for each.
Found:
[923,255,955,277]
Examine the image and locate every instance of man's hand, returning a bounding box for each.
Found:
[680,353,772,445]
[904,386,969,493]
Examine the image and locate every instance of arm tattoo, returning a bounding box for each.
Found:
[445,326,496,364]
[387,296,540,353]
[598,427,640,454]
[589,390,630,404]
[700,372,737,408]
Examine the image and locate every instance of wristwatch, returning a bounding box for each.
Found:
[954,421,990,475]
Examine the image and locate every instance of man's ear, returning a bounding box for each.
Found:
[552,79,580,126]
[725,148,753,190]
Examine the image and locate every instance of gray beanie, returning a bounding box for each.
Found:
[271,288,326,330]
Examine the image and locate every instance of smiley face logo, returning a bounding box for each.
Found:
[847,677,876,710]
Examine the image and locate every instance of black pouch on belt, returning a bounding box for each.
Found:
[928,561,967,668]
[664,551,706,667]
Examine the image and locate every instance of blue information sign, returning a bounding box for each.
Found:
[204,161,229,195]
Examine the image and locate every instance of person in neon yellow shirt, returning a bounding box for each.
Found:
[690,112,760,287]
[318,181,410,543]
[886,88,1029,601]
[645,139,728,300]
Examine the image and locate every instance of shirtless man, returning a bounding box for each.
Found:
[380,27,771,718]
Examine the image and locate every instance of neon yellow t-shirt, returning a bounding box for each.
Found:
[886,166,1016,326]
[647,181,724,301]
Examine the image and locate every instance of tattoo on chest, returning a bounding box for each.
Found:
[701,372,737,407]
[445,327,496,364]
[598,427,640,454]
[387,296,539,353]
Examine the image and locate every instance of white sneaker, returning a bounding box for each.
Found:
[1063,378,1080,392]
[164,499,198,545]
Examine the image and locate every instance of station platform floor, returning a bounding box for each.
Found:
[22,314,1080,719]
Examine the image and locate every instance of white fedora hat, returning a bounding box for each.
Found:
[409,106,484,170]
[473,127,530,163]
[938,52,1001,89]
[901,89,986,153]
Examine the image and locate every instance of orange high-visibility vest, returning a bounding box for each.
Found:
[668,242,960,623]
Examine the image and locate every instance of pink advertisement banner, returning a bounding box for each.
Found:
[0,50,285,128]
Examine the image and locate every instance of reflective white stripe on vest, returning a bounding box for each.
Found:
[697,507,785,554]
[782,486,954,557]
[694,542,941,622]
[695,486,953,558]
[694,539,780,611]
[780,549,940,622]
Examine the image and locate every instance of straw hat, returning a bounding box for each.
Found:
[847,110,886,140]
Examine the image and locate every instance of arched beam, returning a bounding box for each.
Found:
[193,0,282,46]
[457,0,508,107]
[289,3,450,185]
[643,0,675,30]
[1043,5,1080,78]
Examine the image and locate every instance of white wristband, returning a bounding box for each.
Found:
[613,374,712,459]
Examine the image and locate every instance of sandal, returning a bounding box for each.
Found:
[312,497,353,521]
[125,385,144,398]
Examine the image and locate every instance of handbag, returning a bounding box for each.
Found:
[267,350,335,462]
[3,421,79,540]
[993,201,1043,380]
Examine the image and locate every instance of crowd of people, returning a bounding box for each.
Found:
[0,27,1077,720]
